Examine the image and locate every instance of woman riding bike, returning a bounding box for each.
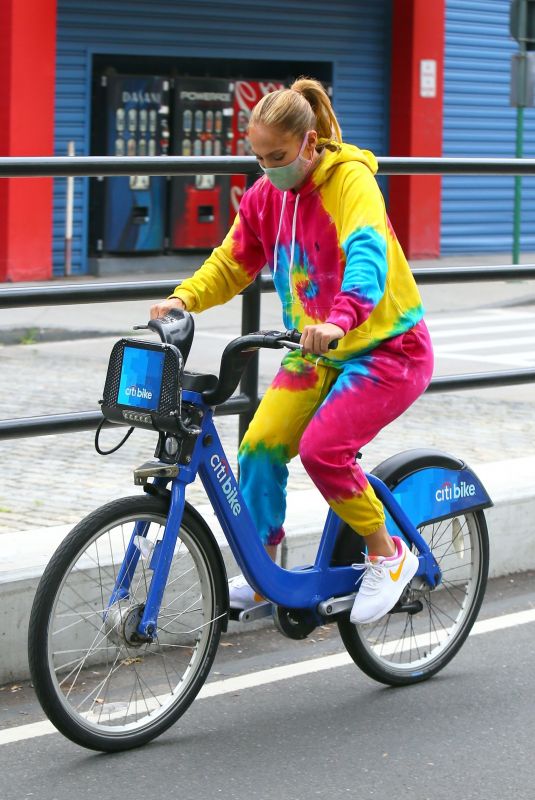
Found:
[150,77,434,625]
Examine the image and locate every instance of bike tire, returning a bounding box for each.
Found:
[28,495,227,752]
[338,509,489,686]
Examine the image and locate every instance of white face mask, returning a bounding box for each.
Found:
[261,132,315,191]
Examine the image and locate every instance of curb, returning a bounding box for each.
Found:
[1,456,535,684]
[0,328,124,346]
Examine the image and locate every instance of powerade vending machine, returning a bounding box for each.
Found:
[170,77,234,249]
[101,74,170,253]
[229,80,285,225]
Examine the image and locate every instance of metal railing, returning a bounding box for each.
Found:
[1,155,535,444]
[3,155,535,177]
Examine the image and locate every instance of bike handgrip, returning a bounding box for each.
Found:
[146,308,195,363]
[285,329,339,350]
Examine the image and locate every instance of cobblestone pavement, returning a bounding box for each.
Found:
[0,332,533,534]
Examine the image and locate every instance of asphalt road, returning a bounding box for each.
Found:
[1,572,534,800]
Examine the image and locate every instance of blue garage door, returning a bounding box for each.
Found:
[54,0,392,275]
[442,0,535,254]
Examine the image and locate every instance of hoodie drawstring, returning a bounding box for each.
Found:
[288,194,300,303]
[273,191,300,305]
[273,191,287,280]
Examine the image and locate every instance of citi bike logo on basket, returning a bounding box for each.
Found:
[125,385,153,401]
[435,480,476,503]
[210,455,241,516]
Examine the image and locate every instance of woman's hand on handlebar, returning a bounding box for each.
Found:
[149,297,186,320]
[300,323,345,356]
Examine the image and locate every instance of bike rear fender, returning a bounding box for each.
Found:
[371,448,493,531]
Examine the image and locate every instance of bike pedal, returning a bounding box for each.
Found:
[228,601,272,623]
[390,599,424,615]
[133,460,179,485]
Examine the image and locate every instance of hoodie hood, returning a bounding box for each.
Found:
[298,142,378,196]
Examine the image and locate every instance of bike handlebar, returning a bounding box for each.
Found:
[144,310,338,407]
[201,329,338,406]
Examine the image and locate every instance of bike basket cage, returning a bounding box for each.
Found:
[100,338,183,432]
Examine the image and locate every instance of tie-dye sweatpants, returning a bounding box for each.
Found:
[237,319,434,545]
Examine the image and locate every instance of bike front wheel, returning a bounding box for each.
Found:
[28,495,227,751]
[338,509,489,686]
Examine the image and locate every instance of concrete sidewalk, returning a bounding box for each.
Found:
[1,453,535,684]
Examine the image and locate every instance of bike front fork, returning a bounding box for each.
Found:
[105,478,186,641]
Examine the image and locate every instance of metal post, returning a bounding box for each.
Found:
[513,98,525,265]
[65,141,75,275]
[238,276,262,444]
[513,0,528,264]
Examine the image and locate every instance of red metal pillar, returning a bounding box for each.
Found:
[0,0,56,282]
[388,0,445,259]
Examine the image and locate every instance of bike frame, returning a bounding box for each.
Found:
[107,389,442,639]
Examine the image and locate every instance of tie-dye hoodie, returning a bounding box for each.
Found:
[171,142,424,364]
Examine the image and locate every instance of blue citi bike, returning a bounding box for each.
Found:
[28,310,491,752]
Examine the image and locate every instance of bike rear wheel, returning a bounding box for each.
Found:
[28,495,227,751]
[338,509,489,686]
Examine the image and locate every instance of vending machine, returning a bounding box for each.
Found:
[229,80,286,225]
[169,77,234,249]
[97,74,170,253]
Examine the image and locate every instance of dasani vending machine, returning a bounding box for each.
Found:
[100,74,170,253]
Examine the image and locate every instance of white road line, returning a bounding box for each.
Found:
[428,311,535,366]
[435,351,535,368]
[427,310,535,329]
[430,321,535,340]
[434,335,535,354]
[1,607,534,747]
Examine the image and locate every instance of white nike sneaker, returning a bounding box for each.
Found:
[228,574,264,610]
[350,536,419,625]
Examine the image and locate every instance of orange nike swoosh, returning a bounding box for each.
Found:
[390,552,406,582]
[253,592,264,603]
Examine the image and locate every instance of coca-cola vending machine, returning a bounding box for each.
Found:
[170,77,234,249]
[229,80,286,225]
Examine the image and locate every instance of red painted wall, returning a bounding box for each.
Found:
[388,0,444,259]
[0,0,56,282]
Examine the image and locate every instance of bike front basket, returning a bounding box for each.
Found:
[100,338,183,432]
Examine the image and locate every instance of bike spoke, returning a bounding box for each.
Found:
[43,507,220,738]
[354,512,484,673]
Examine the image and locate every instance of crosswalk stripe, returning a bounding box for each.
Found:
[434,351,535,367]
[430,321,535,340]
[434,335,535,354]
[427,309,535,329]
[426,308,535,367]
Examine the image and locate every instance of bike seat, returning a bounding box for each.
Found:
[182,371,218,393]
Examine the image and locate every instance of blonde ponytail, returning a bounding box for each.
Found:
[249,76,342,151]
[290,77,342,147]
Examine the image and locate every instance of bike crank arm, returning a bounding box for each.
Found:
[317,592,424,620]
[228,600,273,623]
